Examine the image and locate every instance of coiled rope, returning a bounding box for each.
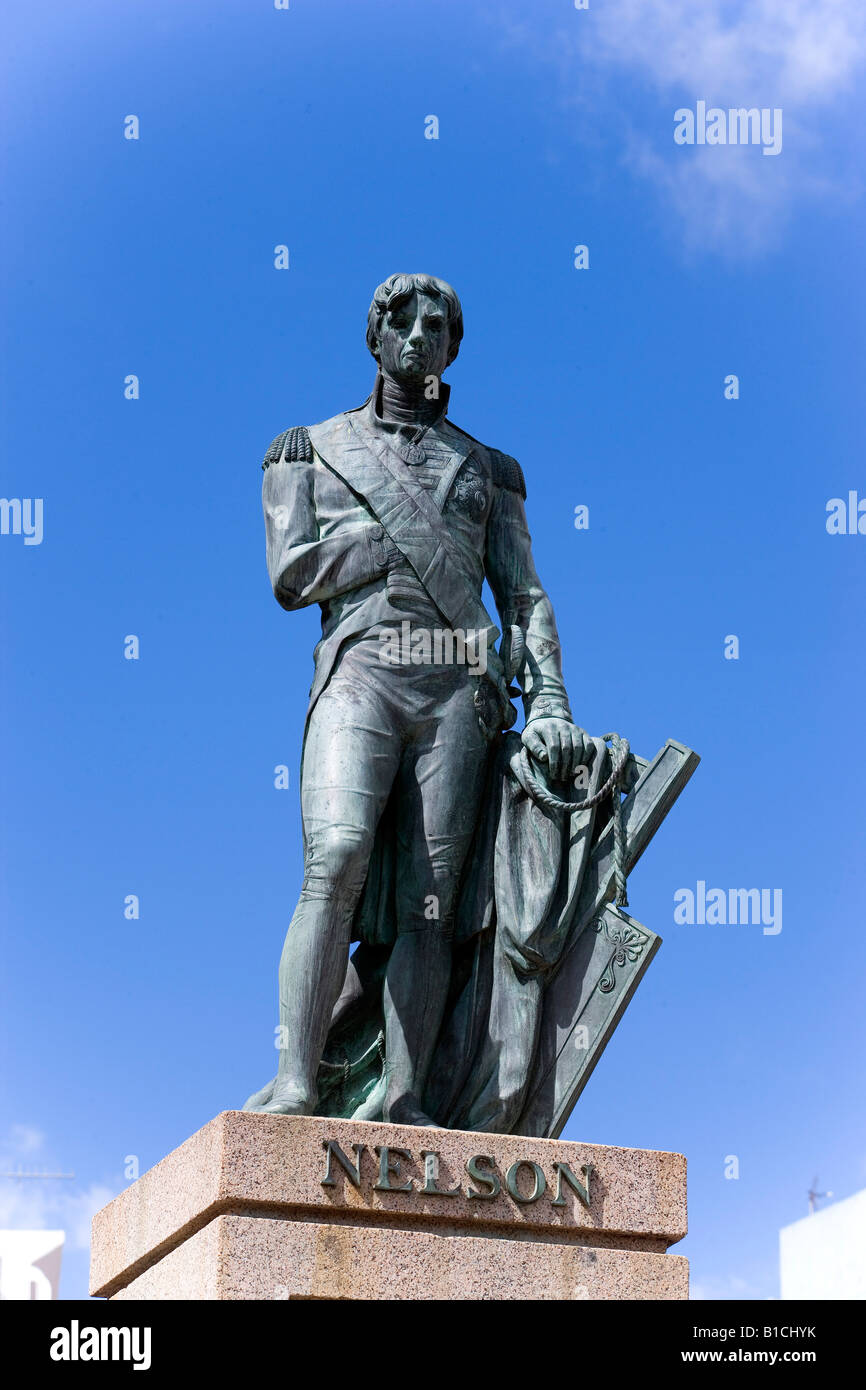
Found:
[517,731,631,907]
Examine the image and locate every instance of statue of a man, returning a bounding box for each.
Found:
[247,273,590,1126]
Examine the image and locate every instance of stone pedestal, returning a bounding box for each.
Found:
[90,1112,688,1301]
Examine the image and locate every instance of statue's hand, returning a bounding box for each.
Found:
[522,718,591,782]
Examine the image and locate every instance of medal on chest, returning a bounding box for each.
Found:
[397,439,428,467]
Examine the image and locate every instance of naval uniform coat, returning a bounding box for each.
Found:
[255,390,603,1133]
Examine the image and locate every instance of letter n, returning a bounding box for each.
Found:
[551,1160,592,1208]
[321,1140,365,1188]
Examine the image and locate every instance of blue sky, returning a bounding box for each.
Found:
[1,0,864,1301]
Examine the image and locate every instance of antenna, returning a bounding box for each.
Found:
[0,1167,75,1182]
[807,1176,833,1214]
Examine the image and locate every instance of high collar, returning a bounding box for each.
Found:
[365,370,451,437]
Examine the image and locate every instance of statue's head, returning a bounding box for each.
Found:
[366,273,463,386]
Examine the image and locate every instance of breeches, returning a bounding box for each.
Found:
[299,639,490,939]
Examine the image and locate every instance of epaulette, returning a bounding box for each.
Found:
[445,420,528,500]
[261,425,313,471]
[489,448,527,500]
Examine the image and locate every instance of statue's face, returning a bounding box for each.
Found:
[376,290,452,384]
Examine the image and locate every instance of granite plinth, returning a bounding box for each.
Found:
[91,1111,688,1301]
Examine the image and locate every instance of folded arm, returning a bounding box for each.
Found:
[262,441,391,611]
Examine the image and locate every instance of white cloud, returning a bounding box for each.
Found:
[500,0,866,253]
[6,1124,44,1157]
[585,0,866,104]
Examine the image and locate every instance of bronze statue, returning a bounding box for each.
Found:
[244,273,698,1135]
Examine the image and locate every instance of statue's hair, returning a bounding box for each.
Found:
[366,273,463,365]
